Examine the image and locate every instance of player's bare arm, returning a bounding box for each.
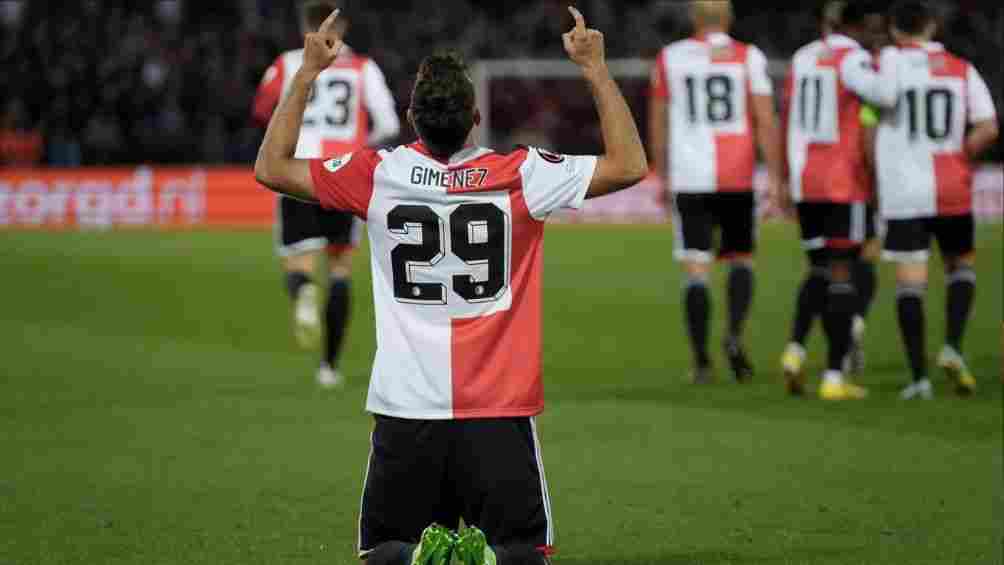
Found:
[255,9,343,201]
[648,84,668,191]
[965,119,999,159]
[563,7,648,198]
[750,94,786,215]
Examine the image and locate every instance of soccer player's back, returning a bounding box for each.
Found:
[875,0,999,399]
[649,0,784,384]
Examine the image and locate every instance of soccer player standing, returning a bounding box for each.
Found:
[780,0,900,399]
[649,0,784,384]
[255,7,646,565]
[875,1,998,399]
[252,1,400,388]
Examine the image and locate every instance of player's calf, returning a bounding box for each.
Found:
[682,270,712,381]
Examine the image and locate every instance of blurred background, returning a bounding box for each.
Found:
[1,0,1001,168]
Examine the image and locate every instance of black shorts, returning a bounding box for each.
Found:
[883,215,975,263]
[275,195,359,257]
[358,416,553,558]
[797,202,868,260]
[671,192,756,262]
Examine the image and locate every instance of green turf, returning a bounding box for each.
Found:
[1,223,1001,565]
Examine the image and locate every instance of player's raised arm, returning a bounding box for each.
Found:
[563,7,648,198]
[255,9,343,201]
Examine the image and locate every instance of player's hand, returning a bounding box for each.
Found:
[770,177,794,220]
[302,9,343,76]
[562,7,606,75]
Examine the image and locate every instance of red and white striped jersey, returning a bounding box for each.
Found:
[784,35,899,203]
[875,42,996,219]
[253,46,400,159]
[651,32,772,193]
[308,144,597,419]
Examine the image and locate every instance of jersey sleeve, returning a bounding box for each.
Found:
[966,64,997,124]
[362,59,402,144]
[519,147,598,220]
[747,45,773,96]
[252,56,285,127]
[650,50,670,100]
[308,149,382,219]
[840,48,899,109]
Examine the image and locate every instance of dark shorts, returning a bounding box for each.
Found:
[275,195,359,258]
[358,415,553,558]
[671,192,756,262]
[883,214,975,263]
[797,202,868,261]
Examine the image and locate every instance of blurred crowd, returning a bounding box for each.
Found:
[1,0,1001,167]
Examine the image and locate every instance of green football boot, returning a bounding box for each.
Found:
[453,526,496,565]
[411,524,456,565]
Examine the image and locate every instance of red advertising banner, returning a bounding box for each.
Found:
[1,165,1001,229]
[0,167,274,229]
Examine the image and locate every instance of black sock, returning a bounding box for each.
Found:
[325,278,351,367]
[495,544,550,565]
[285,271,312,300]
[685,278,711,368]
[823,280,856,372]
[896,284,927,382]
[946,267,975,353]
[727,264,754,340]
[791,269,827,346]
[364,541,415,565]
[853,260,877,318]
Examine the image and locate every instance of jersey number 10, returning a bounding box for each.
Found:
[903,88,954,141]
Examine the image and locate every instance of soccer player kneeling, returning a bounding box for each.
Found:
[254,6,647,564]
[874,1,999,399]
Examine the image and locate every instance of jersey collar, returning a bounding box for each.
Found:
[901,40,944,52]
[823,33,861,50]
[694,31,731,46]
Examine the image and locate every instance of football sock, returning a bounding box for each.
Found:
[364,541,414,565]
[791,267,827,346]
[495,545,548,565]
[823,280,856,372]
[325,277,351,367]
[946,266,976,353]
[896,283,927,383]
[285,271,312,300]
[684,276,711,369]
[727,263,754,340]
[853,260,877,318]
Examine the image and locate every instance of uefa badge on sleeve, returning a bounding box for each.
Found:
[536,148,566,164]
[324,153,353,173]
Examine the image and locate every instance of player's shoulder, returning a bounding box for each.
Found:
[927,46,971,77]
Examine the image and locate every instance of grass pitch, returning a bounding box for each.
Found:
[1,223,1001,565]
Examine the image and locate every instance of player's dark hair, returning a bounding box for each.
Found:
[838,0,883,28]
[302,1,338,31]
[410,50,476,158]
[891,0,936,35]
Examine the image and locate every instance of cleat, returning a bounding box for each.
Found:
[937,346,976,396]
[819,372,868,401]
[316,363,344,389]
[724,337,754,382]
[900,379,934,400]
[454,526,496,565]
[844,316,867,375]
[691,366,714,385]
[411,524,456,565]
[293,283,322,349]
[782,343,806,396]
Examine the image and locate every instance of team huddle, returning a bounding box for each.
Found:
[253,1,997,564]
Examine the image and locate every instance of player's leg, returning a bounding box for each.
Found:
[818,203,868,400]
[882,218,933,399]
[782,204,827,394]
[453,417,553,565]
[672,194,715,383]
[935,214,977,395]
[276,196,327,350]
[846,209,880,375]
[717,192,755,382]
[360,416,459,565]
[317,212,360,387]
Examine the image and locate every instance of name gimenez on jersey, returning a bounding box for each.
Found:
[409,166,489,190]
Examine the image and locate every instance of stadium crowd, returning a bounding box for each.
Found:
[1,0,1001,166]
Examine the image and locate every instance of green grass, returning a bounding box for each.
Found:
[1,223,1001,565]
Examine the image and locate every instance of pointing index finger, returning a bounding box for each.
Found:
[568,6,585,31]
[318,8,341,35]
